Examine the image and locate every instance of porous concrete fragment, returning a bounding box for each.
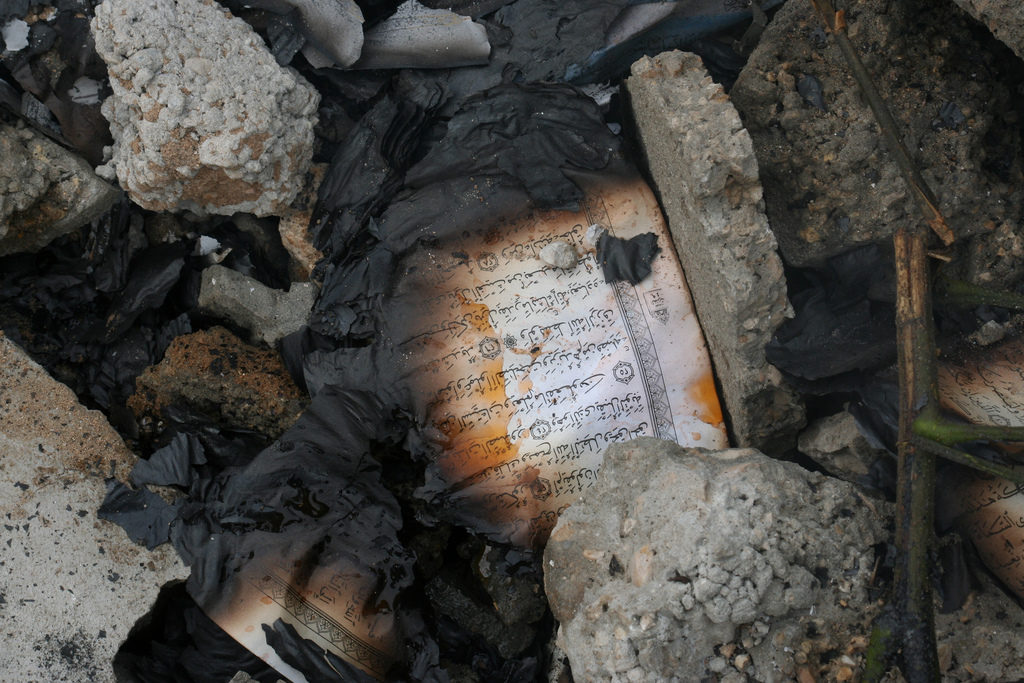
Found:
[626,50,804,451]
[128,326,307,439]
[797,410,889,485]
[197,264,316,346]
[0,122,119,256]
[90,0,320,216]
[730,0,1024,278]
[0,332,188,682]
[544,438,889,682]
[951,0,1024,60]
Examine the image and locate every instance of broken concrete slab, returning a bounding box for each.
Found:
[0,121,119,256]
[730,0,1024,281]
[197,264,316,347]
[626,50,804,452]
[0,332,188,682]
[951,0,1024,60]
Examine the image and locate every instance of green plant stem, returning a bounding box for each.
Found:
[934,275,1024,310]
[913,408,1024,447]
[863,622,897,683]
[910,434,1024,484]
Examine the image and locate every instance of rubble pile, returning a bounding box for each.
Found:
[2,0,1024,680]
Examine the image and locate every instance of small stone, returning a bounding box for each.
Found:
[798,410,889,484]
[937,643,953,672]
[708,656,728,673]
[734,653,751,671]
[836,666,854,681]
[539,240,579,269]
[797,667,816,683]
[584,223,607,250]
[128,326,307,439]
[630,545,655,587]
[751,620,771,638]
[1,18,30,51]
[970,319,1007,347]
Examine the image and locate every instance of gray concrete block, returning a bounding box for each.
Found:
[0,332,188,682]
[625,50,804,452]
[797,411,888,485]
[197,265,317,346]
[544,438,889,680]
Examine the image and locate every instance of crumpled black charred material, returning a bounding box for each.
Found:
[309,81,621,342]
[766,244,898,387]
[596,231,660,284]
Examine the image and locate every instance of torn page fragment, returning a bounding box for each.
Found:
[353,0,490,70]
[938,336,1024,600]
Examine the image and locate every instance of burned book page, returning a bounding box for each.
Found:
[177,388,421,682]
[204,553,398,682]
[938,335,1024,428]
[387,171,727,547]
[937,336,1024,600]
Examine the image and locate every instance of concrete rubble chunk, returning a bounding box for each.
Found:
[951,0,1024,60]
[0,332,188,682]
[729,0,1024,280]
[128,326,307,439]
[0,121,119,256]
[544,438,889,681]
[797,410,889,486]
[197,264,317,346]
[626,50,804,452]
[90,0,320,217]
